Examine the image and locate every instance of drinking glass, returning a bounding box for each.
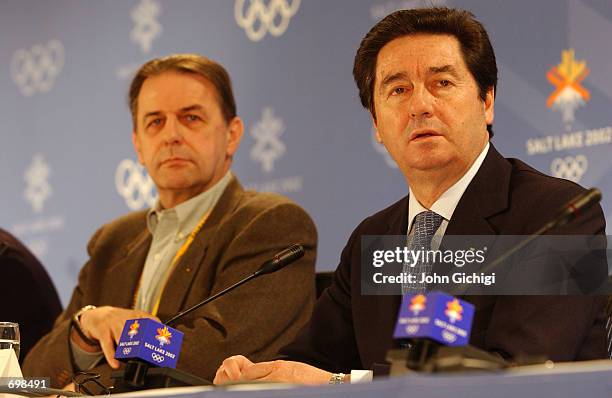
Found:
[0,322,20,359]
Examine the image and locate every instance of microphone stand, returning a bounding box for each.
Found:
[165,267,269,326]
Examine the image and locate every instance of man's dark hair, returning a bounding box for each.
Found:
[353,7,498,136]
[128,54,236,129]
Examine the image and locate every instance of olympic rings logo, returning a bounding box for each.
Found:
[115,159,158,210]
[405,325,419,335]
[550,155,588,183]
[11,39,64,97]
[235,0,300,42]
[441,331,457,343]
[122,348,132,355]
[151,353,165,363]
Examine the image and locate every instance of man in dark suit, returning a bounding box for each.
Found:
[213,7,607,385]
[23,54,317,388]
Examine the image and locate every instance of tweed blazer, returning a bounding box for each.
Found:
[23,177,317,387]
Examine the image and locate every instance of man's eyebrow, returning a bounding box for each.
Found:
[141,105,207,123]
[142,111,162,123]
[379,72,409,92]
[378,65,460,91]
[429,64,460,77]
[179,104,205,113]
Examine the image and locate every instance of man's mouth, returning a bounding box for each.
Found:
[409,130,442,141]
[161,157,190,166]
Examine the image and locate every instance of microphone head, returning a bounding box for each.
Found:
[257,244,305,275]
[584,187,602,203]
[557,187,602,226]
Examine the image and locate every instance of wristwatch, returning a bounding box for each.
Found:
[329,373,346,384]
[71,305,99,347]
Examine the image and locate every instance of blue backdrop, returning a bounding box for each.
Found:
[1,0,610,304]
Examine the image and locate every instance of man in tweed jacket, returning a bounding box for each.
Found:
[23,54,317,388]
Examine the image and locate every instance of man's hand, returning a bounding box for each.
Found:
[214,355,332,385]
[72,306,159,368]
[62,382,76,392]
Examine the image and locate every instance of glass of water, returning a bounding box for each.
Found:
[0,322,20,359]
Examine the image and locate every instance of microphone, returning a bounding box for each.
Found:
[254,244,305,276]
[536,187,602,233]
[164,244,304,326]
[391,292,473,370]
[388,292,507,374]
[111,244,305,392]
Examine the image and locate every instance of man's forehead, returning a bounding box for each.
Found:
[375,34,465,80]
[137,71,217,113]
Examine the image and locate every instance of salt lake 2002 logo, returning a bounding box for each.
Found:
[546,49,590,131]
[408,294,427,316]
[155,326,172,346]
[444,299,463,323]
[128,320,140,338]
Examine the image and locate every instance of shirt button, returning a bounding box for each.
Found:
[154,253,161,261]
[185,267,192,273]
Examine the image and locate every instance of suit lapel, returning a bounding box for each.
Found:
[373,198,408,347]
[441,144,512,337]
[156,177,245,318]
[445,144,511,236]
[103,224,151,307]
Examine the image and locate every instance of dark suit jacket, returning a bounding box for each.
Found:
[280,145,607,372]
[23,177,317,387]
[0,229,62,364]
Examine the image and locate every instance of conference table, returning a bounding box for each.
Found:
[103,360,612,398]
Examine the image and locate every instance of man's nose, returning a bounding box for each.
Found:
[407,86,434,119]
[161,116,184,144]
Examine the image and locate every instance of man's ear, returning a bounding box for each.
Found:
[226,117,244,157]
[372,115,383,143]
[484,86,495,125]
[132,131,144,165]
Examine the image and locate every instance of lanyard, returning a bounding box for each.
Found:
[134,210,211,316]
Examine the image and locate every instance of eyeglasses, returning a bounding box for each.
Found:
[72,372,113,396]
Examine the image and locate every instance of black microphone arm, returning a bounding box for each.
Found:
[164,244,305,326]
[536,187,602,233]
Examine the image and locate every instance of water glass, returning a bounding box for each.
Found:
[0,322,20,359]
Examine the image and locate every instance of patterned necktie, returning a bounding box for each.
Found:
[402,210,444,294]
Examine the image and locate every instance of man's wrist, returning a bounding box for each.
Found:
[328,373,350,384]
[70,327,100,352]
[71,305,99,348]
